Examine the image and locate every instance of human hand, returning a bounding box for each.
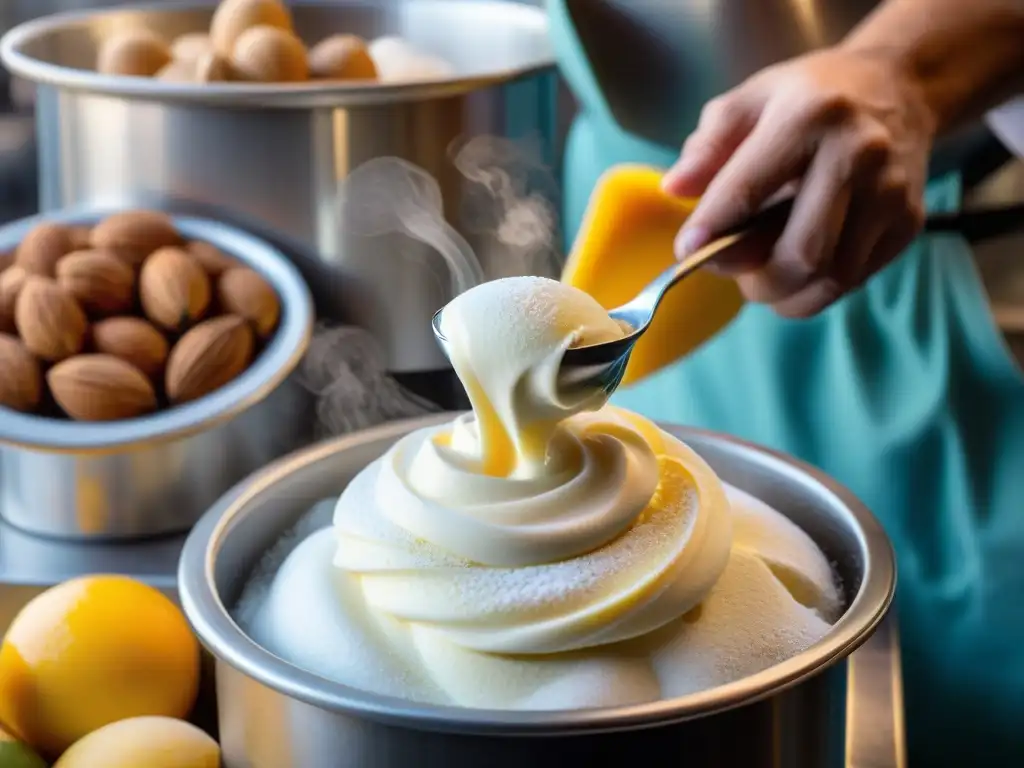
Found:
[664,47,937,318]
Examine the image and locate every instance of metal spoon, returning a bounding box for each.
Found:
[433,197,1024,398]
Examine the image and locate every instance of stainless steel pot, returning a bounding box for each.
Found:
[179,414,897,768]
[0,205,314,540]
[0,1,558,375]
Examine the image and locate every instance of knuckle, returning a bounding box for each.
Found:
[879,168,910,199]
[686,129,725,161]
[701,95,745,130]
[802,89,857,126]
[705,174,761,225]
[774,235,823,278]
[850,129,894,172]
[729,183,762,222]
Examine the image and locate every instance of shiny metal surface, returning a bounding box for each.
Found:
[551,198,793,397]
[433,196,1024,402]
[0,205,315,540]
[560,0,882,148]
[557,199,1024,397]
[1,2,558,373]
[429,219,745,397]
[845,614,906,767]
[179,414,897,767]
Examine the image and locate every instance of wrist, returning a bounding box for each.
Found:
[840,0,1024,134]
[836,41,941,140]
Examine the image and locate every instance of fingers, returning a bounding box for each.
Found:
[673,100,817,257]
[734,139,853,305]
[769,196,882,317]
[662,91,762,198]
[767,167,923,318]
[659,48,935,319]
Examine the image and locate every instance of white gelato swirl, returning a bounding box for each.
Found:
[245,277,842,710]
[374,411,660,566]
[335,406,734,655]
[332,277,734,655]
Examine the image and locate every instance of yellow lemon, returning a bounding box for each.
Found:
[53,717,219,768]
[0,575,200,758]
[0,723,46,768]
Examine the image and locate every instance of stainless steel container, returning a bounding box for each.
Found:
[0,1,558,375]
[0,206,315,540]
[179,414,898,768]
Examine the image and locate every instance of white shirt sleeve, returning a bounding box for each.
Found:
[986,97,1024,159]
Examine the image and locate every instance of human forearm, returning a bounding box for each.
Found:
[842,0,1024,134]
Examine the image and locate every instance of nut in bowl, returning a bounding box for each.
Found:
[1,209,281,422]
[92,0,453,87]
[0,207,313,541]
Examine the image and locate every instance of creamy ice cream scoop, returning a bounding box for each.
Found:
[240,276,842,710]
[436,275,626,478]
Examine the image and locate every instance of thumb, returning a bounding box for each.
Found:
[661,91,761,199]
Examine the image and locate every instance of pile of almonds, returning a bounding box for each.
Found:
[97,0,378,84]
[0,210,282,422]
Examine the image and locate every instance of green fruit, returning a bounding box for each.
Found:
[0,729,47,768]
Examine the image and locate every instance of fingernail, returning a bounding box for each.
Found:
[675,226,710,259]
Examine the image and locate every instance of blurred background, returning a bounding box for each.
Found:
[0,0,1022,366]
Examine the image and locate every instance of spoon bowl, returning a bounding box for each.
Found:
[556,234,743,396]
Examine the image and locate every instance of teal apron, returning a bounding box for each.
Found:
[549,2,1024,764]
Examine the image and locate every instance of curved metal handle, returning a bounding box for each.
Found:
[630,196,795,318]
[845,614,907,768]
[640,195,1024,321]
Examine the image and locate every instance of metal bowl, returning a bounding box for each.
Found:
[0,2,559,374]
[0,0,553,109]
[179,414,896,768]
[0,205,315,541]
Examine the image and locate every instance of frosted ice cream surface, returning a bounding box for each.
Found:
[240,276,842,709]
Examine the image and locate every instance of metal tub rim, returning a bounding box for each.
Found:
[178,414,896,737]
[0,205,314,453]
[0,0,556,109]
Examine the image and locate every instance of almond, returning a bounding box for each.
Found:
[0,333,41,413]
[217,267,280,337]
[171,32,214,62]
[91,210,182,268]
[211,0,293,55]
[195,51,235,82]
[56,249,136,316]
[156,58,197,83]
[48,354,157,421]
[166,315,254,404]
[91,316,169,380]
[14,277,87,362]
[231,25,308,83]
[96,30,172,77]
[0,265,27,334]
[139,247,211,331]
[308,35,377,80]
[186,240,239,277]
[16,222,74,276]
